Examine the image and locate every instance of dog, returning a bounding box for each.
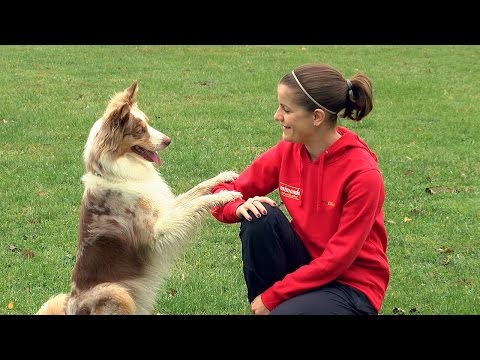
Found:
[36,81,242,314]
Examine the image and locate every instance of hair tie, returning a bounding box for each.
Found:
[291,70,336,115]
[346,79,354,101]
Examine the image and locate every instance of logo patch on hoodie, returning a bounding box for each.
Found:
[279,182,302,201]
[321,200,336,207]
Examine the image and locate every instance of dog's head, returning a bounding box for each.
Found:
[84,81,171,177]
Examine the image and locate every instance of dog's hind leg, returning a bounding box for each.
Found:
[173,171,239,207]
[66,283,136,315]
[155,190,242,248]
[36,293,69,315]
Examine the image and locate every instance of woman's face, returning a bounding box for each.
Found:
[274,83,316,143]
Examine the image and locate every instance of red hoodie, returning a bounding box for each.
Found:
[211,126,390,313]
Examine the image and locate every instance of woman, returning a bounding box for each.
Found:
[211,63,389,315]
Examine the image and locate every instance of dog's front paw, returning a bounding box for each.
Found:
[216,190,243,204]
[214,171,239,184]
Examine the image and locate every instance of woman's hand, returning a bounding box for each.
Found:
[235,196,277,221]
[250,295,270,315]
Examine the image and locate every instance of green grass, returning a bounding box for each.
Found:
[0,45,479,315]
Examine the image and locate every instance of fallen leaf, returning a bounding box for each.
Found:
[22,249,34,258]
[392,307,406,315]
[9,244,18,252]
[425,186,459,194]
[457,279,472,287]
[437,247,454,254]
[7,301,14,310]
[439,256,452,266]
[167,288,177,297]
[404,217,413,223]
[403,169,413,176]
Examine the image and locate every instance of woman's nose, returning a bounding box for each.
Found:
[273,108,281,121]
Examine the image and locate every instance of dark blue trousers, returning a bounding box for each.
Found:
[239,204,377,315]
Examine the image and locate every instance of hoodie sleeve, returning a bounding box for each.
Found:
[211,142,283,223]
[261,168,385,310]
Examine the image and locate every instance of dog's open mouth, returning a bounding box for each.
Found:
[132,145,161,166]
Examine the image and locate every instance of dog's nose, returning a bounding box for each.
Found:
[163,137,171,146]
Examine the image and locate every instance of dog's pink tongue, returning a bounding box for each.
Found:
[145,151,162,166]
[132,146,162,166]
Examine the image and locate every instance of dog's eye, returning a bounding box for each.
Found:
[135,126,146,135]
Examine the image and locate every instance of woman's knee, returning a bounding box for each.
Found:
[240,203,284,234]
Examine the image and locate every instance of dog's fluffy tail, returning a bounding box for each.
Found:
[36,293,68,315]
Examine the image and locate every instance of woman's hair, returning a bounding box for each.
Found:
[280,63,373,121]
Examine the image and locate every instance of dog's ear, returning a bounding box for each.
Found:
[125,80,138,104]
[103,80,138,127]
[102,81,139,128]
[117,81,138,120]
[106,101,129,124]
[104,102,131,130]
[118,103,131,124]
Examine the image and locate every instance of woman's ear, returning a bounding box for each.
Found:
[312,108,326,126]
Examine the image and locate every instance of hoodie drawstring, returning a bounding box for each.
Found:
[317,151,326,211]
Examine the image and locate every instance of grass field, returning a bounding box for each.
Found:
[0,45,478,315]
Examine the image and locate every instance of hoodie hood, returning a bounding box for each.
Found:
[324,126,378,164]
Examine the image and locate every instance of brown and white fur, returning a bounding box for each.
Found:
[36,81,241,314]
